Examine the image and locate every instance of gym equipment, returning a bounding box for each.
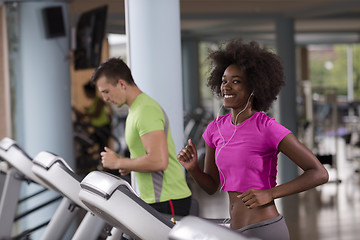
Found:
[0,138,52,188]
[32,151,106,240]
[79,170,175,240]
[168,215,259,240]
[0,162,5,200]
[0,137,61,239]
[79,171,257,240]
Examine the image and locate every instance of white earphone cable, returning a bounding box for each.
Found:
[215,92,253,190]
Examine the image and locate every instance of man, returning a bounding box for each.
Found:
[73,81,112,174]
[91,57,192,216]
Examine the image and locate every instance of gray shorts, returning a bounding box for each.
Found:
[237,215,290,240]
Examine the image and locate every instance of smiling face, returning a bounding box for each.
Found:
[221,64,251,110]
[96,75,126,107]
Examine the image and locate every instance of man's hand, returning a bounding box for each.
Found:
[100,147,121,170]
[119,168,130,176]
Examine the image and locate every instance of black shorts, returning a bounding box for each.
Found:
[149,196,192,216]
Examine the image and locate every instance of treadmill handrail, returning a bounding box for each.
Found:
[0,137,32,160]
[32,151,73,171]
[80,171,137,199]
[80,171,175,229]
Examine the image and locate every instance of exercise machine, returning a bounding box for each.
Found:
[168,215,259,240]
[79,170,175,240]
[0,137,62,239]
[79,171,254,240]
[32,151,106,240]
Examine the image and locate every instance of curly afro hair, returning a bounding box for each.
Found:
[207,38,285,112]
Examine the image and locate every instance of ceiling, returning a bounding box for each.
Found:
[67,0,360,45]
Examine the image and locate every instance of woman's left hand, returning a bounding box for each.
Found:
[238,189,274,209]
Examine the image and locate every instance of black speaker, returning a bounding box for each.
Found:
[42,6,66,38]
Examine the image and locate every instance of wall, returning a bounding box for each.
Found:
[70,38,109,111]
[0,5,11,139]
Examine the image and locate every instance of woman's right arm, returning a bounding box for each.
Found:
[178,139,220,195]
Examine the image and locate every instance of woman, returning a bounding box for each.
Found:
[177,38,329,240]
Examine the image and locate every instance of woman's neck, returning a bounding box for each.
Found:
[232,108,255,125]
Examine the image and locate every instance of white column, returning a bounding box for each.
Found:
[8,2,74,238]
[18,2,73,163]
[125,0,184,152]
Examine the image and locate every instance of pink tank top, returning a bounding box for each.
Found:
[202,112,291,193]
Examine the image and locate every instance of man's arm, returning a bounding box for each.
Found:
[101,130,169,172]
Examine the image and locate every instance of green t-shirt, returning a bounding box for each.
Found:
[125,93,191,204]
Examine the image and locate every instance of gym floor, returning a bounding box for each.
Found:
[280,137,360,240]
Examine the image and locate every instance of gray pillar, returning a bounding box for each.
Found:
[125,0,183,152]
[6,1,74,238]
[275,18,299,183]
[182,39,200,113]
[347,45,354,103]
[275,18,300,232]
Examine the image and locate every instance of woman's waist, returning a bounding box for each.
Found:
[228,191,279,230]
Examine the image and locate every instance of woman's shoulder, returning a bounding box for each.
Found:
[215,113,231,122]
[253,112,291,137]
[250,112,284,133]
[253,112,276,125]
[204,113,230,132]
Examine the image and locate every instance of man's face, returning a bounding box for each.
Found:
[97,76,126,107]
